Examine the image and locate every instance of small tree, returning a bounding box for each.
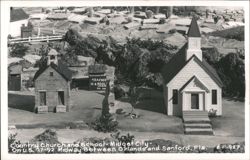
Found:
[102,80,110,116]
[91,80,118,132]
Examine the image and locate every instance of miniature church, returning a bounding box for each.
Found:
[161,17,223,117]
[33,49,72,113]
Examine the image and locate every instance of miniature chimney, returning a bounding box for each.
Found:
[186,17,202,61]
[47,49,59,65]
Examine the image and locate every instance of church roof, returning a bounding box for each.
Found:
[161,43,223,87]
[10,8,29,22]
[187,17,201,37]
[33,60,72,81]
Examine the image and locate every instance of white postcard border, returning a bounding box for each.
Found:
[1,1,249,160]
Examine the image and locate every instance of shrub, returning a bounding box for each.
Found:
[91,114,118,133]
[30,129,60,144]
[168,29,177,34]
[208,109,217,117]
[8,133,21,153]
[111,132,135,153]
[159,18,166,24]
[9,43,29,58]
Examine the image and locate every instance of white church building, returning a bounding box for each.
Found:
[162,17,223,118]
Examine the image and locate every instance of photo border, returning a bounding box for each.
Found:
[1,1,249,160]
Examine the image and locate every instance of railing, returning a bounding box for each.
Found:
[8,35,64,44]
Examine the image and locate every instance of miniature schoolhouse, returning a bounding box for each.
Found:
[161,18,222,134]
[33,49,72,113]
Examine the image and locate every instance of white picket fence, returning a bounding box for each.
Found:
[8,35,64,44]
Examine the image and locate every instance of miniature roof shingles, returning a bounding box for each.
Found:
[33,60,72,81]
[161,43,223,87]
[10,8,29,22]
[187,17,201,37]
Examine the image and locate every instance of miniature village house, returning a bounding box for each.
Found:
[33,49,72,113]
[162,17,223,134]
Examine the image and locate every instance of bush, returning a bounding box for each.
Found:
[168,29,177,34]
[111,132,135,153]
[8,133,22,153]
[30,129,60,144]
[208,109,217,117]
[91,114,118,133]
[159,18,166,24]
[9,43,29,58]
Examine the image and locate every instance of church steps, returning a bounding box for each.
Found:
[183,110,214,135]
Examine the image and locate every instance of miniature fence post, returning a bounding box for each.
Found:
[28,37,31,42]
[46,35,49,42]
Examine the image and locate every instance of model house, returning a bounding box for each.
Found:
[33,49,72,113]
[162,17,223,117]
[9,8,29,37]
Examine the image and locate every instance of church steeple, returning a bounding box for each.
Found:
[187,17,201,37]
[186,17,202,61]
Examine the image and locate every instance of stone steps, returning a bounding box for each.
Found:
[183,117,211,124]
[184,123,212,128]
[183,111,213,135]
[184,128,214,135]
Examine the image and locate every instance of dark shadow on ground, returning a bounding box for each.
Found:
[8,93,35,112]
[134,99,166,114]
[224,97,244,102]
[133,87,166,114]
[115,87,166,114]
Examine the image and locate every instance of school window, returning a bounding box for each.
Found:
[172,89,178,104]
[212,90,217,104]
[50,72,53,76]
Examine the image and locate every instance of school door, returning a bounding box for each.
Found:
[191,93,199,109]
[58,91,65,105]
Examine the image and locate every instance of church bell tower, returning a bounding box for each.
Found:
[47,49,59,65]
[186,17,202,61]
